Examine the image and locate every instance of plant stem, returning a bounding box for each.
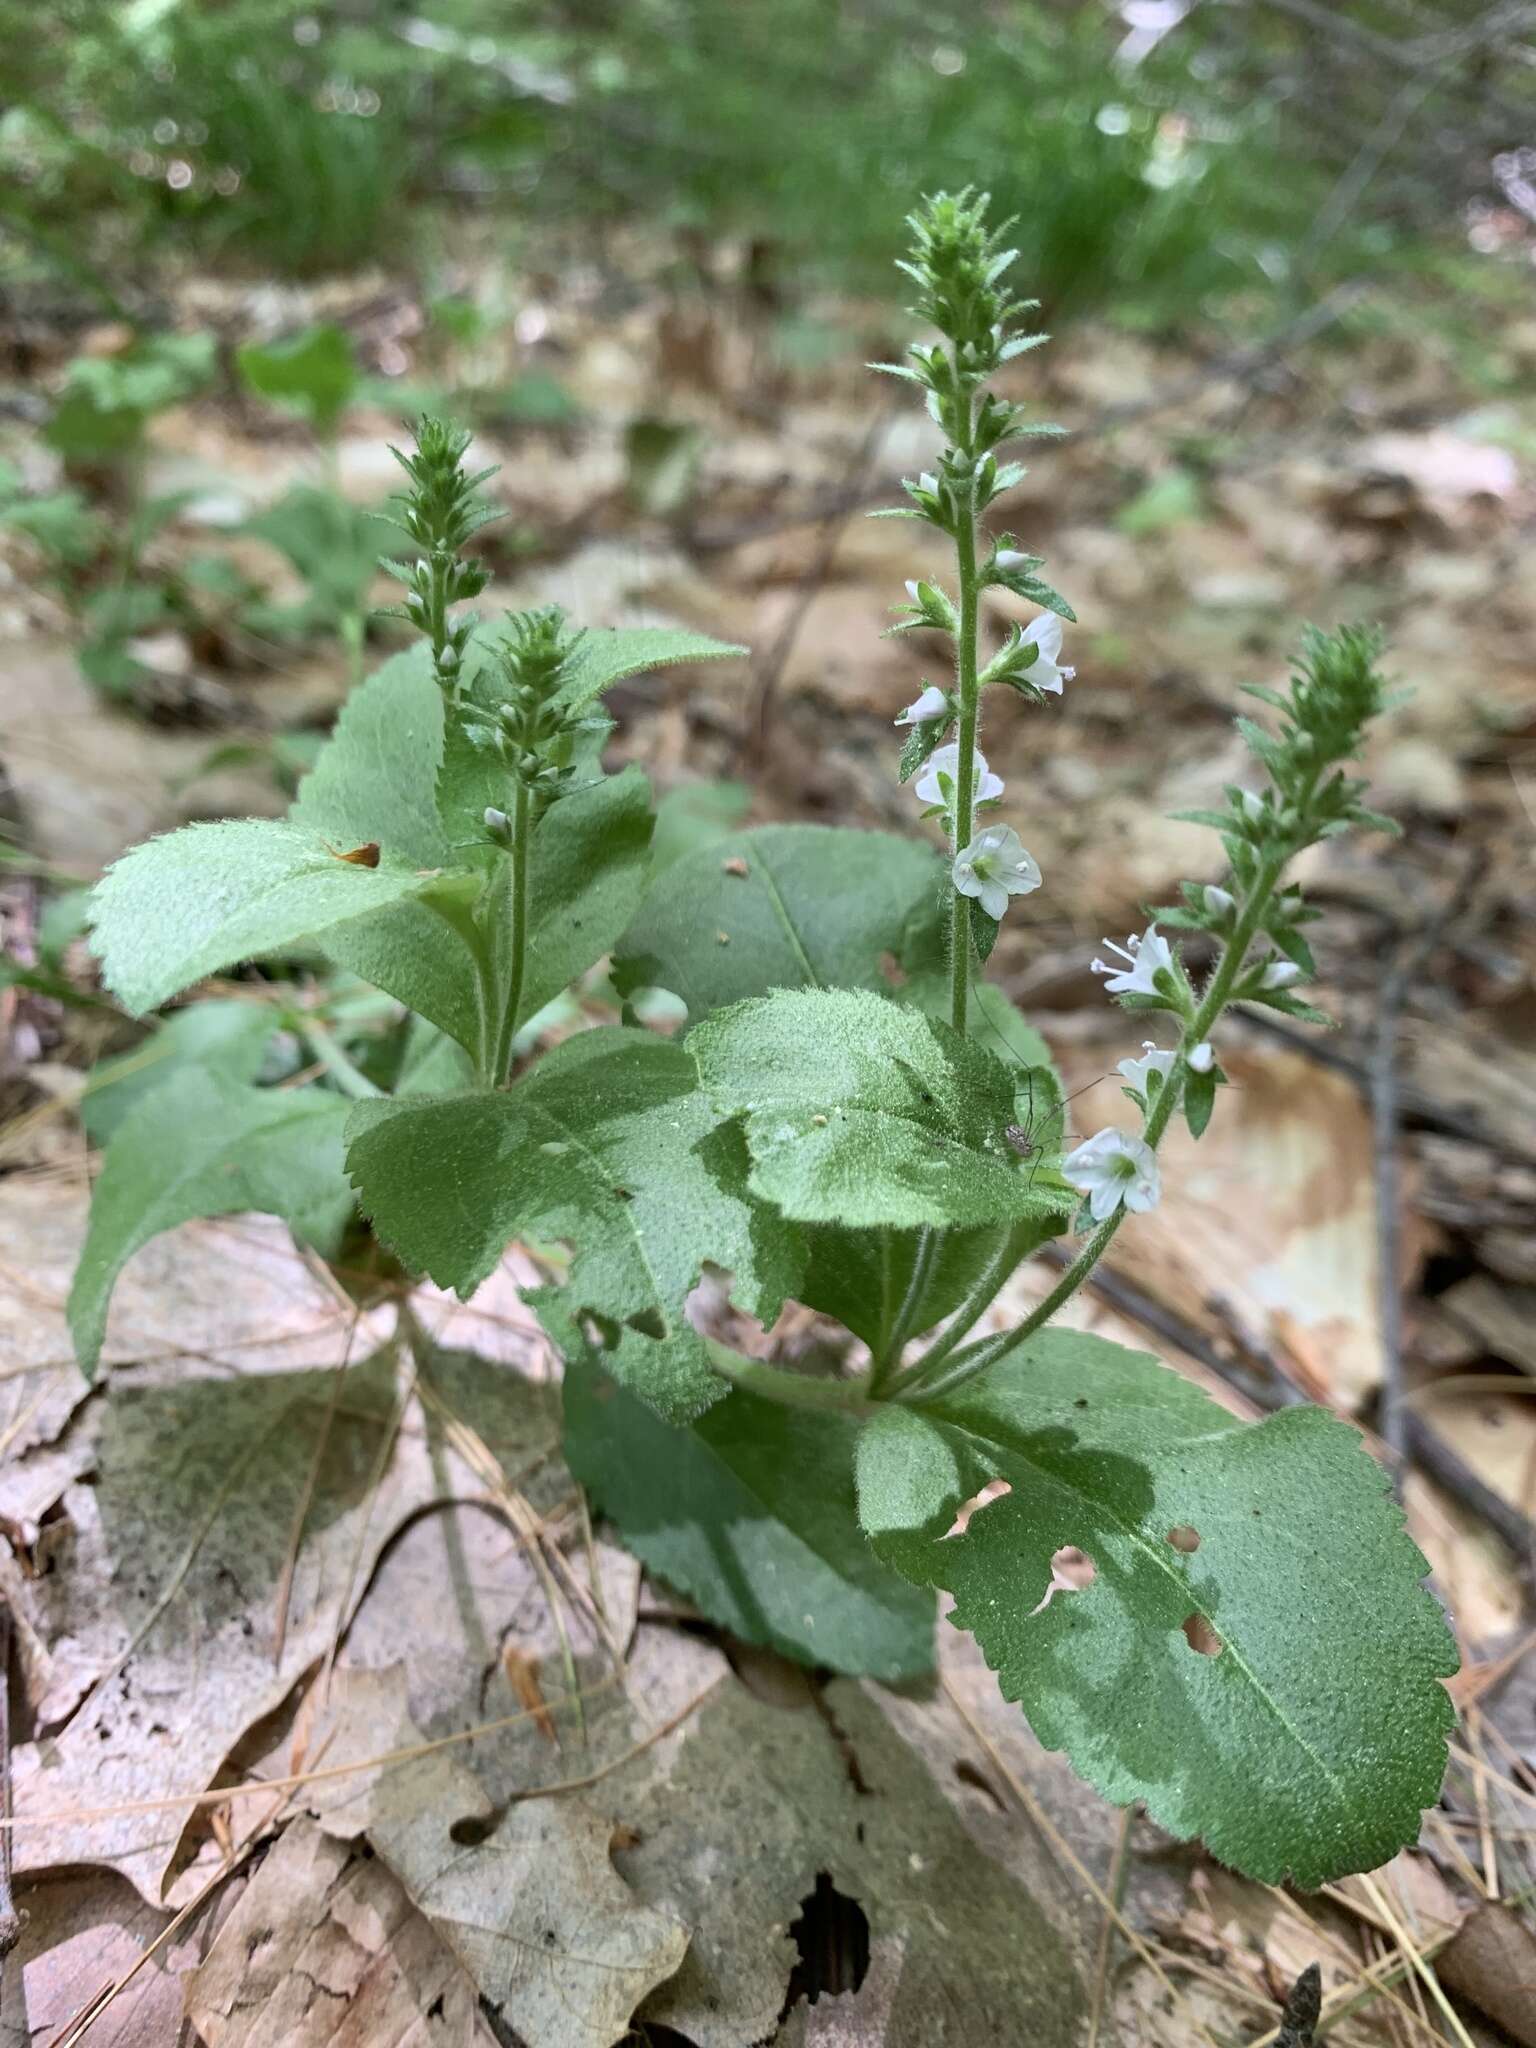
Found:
[900,850,1289,1406]
[886,1217,1042,1397]
[298,1021,383,1099]
[948,420,980,1037]
[493,781,532,1086]
[869,1226,939,1390]
[705,1341,874,1414]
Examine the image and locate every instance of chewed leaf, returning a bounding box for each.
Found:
[689,986,1072,1229]
[346,1027,803,1421]
[857,1329,1458,1886]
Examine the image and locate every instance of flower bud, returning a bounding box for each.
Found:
[1202,885,1235,919]
[1260,960,1303,990]
[1187,1041,1215,1073]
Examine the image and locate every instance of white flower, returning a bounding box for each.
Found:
[1019,612,1074,694]
[1261,959,1303,990]
[1240,789,1267,824]
[904,579,922,604]
[1118,1041,1175,1095]
[1202,885,1235,919]
[915,742,1004,808]
[1063,1127,1162,1221]
[1187,1040,1215,1073]
[1091,923,1175,998]
[896,685,949,726]
[994,548,1028,572]
[952,825,1042,920]
[918,471,938,495]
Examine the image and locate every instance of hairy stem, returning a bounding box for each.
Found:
[493,781,532,1086]
[705,1342,875,1414]
[886,1217,1044,1397]
[948,418,980,1036]
[900,850,1290,1405]
[869,1226,940,1390]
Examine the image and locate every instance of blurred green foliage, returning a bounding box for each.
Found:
[3,1,1522,329]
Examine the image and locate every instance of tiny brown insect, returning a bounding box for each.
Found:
[722,855,750,877]
[324,840,381,867]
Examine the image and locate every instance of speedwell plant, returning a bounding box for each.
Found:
[73,194,1456,1887]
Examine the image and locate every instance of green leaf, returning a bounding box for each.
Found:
[690,987,1072,1230]
[648,779,752,876]
[553,627,747,714]
[857,1330,1458,1886]
[291,648,448,866]
[88,818,477,1018]
[561,1348,933,1680]
[69,1070,353,1377]
[346,1027,802,1420]
[80,998,276,1145]
[517,769,656,1026]
[613,824,944,1016]
[236,324,358,436]
[1184,1065,1218,1139]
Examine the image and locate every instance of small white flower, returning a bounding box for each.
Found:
[994,547,1028,572]
[904,579,922,604]
[1091,924,1175,998]
[1202,885,1235,918]
[1240,789,1267,824]
[1118,1041,1175,1095]
[1260,959,1303,990]
[915,742,1004,808]
[1063,1127,1162,1221]
[896,685,948,726]
[918,471,938,495]
[952,824,1042,921]
[1187,1040,1215,1073]
[484,806,509,834]
[1019,612,1074,694]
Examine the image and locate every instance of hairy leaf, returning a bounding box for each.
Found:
[291,648,447,865]
[89,818,478,1018]
[857,1330,1458,1885]
[554,625,746,712]
[614,823,945,1016]
[689,987,1070,1228]
[515,768,656,1027]
[347,1028,802,1419]
[561,1349,933,1679]
[69,1070,353,1376]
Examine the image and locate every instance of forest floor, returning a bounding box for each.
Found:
[2,245,1536,2046]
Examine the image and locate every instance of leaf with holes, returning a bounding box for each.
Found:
[560,1345,933,1679]
[346,1028,802,1420]
[856,1329,1458,1885]
[613,823,944,1017]
[69,1069,353,1376]
[689,986,1071,1229]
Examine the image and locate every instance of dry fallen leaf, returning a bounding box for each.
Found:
[185,1818,501,2047]
[306,1665,690,2048]
[8,1339,558,1905]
